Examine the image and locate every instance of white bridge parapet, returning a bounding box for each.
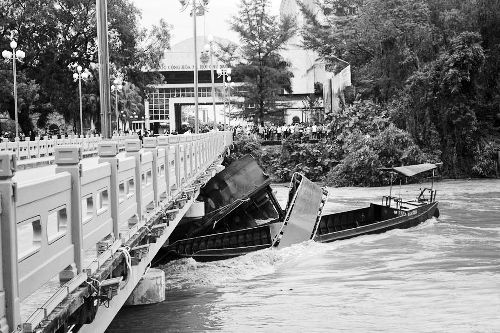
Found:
[0,131,233,333]
[0,134,138,170]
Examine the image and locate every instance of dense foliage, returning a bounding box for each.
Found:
[0,0,170,136]
[300,0,500,179]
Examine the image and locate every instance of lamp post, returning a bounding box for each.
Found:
[217,67,231,130]
[2,39,26,139]
[180,0,209,134]
[204,35,217,127]
[111,79,123,134]
[227,81,235,128]
[73,66,91,135]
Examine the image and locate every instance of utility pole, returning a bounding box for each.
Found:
[96,0,112,138]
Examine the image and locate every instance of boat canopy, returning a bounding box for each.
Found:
[380,163,441,177]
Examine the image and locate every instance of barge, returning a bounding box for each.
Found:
[160,155,327,261]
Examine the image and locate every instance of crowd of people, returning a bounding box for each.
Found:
[235,123,331,142]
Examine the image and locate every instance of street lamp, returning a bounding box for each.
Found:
[217,67,231,130]
[73,66,91,135]
[179,0,210,134]
[226,81,235,128]
[204,35,217,127]
[2,39,26,139]
[111,79,123,134]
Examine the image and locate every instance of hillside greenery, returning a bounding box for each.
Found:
[299,0,500,179]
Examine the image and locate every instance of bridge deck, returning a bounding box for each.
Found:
[0,132,233,333]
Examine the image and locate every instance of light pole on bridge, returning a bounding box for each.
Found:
[217,67,231,130]
[111,79,123,134]
[179,0,210,134]
[204,35,217,128]
[73,66,91,135]
[2,38,26,140]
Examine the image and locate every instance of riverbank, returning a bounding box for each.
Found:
[228,135,500,186]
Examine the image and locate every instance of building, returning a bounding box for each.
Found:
[279,0,351,124]
[144,36,239,134]
[279,0,326,124]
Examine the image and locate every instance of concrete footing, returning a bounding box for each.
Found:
[125,268,165,306]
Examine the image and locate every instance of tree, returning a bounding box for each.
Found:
[0,0,171,136]
[394,32,486,177]
[116,82,143,131]
[231,0,297,125]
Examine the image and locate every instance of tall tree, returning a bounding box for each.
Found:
[231,0,296,125]
[0,0,171,135]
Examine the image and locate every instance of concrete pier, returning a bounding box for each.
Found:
[125,268,165,306]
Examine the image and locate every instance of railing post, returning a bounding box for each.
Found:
[169,136,181,191]
[0,153,20,332]
[157,136,170,198]
[125,139,144,221]
[98,141,120,239]
[55,146,84,277]
[143,137,159,208]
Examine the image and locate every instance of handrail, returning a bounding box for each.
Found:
[0,131,233,332]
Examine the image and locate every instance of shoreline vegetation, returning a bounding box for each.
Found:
[226,133,499,187]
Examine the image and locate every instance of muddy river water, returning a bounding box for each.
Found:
[108,179,500,332]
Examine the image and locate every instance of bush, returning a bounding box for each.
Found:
[259,138,340,182]
[325,124,428,186]
[223,134,262,166]
[471,142,500,177]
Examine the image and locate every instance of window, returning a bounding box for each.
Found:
[17,217,42,260]
[128,178,135,196]
[119,182,126,203]
[82,195,94,223]
[96,189,109,214]
[47,206,68,243]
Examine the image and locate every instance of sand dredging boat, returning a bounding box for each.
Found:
[158,156,440,262]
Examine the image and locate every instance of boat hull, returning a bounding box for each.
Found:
[164,223,282,262]
[314,202,439,243]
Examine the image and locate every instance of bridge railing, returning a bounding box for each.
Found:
[16,172,74,300]
[0,131,232,333]
[0,134,139,163]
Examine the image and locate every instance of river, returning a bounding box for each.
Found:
[107,179,500,332]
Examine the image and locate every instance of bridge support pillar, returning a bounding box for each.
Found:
[125,268,165,306]
[0,153,21,333]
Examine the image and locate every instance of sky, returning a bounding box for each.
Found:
[131,0,283,45]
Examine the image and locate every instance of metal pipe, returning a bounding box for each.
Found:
[192,0,199,133]
[228,82,231,128]
[222,73,226,130]
[96,0,111,138]
[12,50,18,139]
[209,43,216,127]
[78,76,83,135]
[115,89,119,133]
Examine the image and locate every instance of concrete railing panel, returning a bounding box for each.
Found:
[140,151,155,213]
[80,163,113,250]
[155,148,167,201]
[117,156,138,234]
[16,172,74,300]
